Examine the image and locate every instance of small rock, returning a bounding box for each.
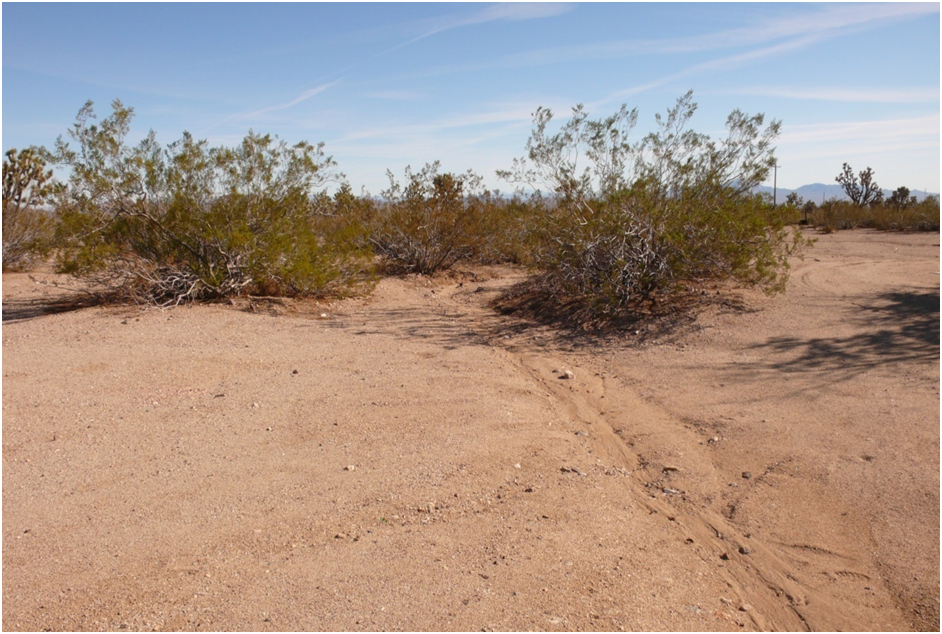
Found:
[292,369,299,375]
[739,604,752,612]
[265,426,272,432]
[253,402,260,408]
[344,465,356,471]
[513,463,521,469]
[720,552,730,561]
[738,546,752,555]
[335,532,347,539]
[120,319,128,325]
[559,370,574,380]
[708,436,720,444]
[574,431,588,437]
[662,488,679,495]
[320,313,328,318]
[742,471,752,480]
[662,465,681,473]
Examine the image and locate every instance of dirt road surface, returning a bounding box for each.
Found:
[3,230,938,631]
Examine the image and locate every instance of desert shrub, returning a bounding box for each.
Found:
[49,100,372,304]
[476,194,544,265]
[812,199,853,232]
[370,162,499,274]
[2,148,59,270]
[799,199,817,225]
[812,196,940,232]
[884,195,940,231]
[326,183,378,249]
[498,92,806,314]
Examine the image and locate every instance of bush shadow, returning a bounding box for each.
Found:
[743,287,939,377]
[2,293,100,324]
[487,277,749,350]
[331,277,748,359]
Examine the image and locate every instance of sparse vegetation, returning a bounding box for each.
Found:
[2,148,59,271]
[47,100,372,305]
[19,94,937,315]
[805,166,940,232]
[812,196,940,232]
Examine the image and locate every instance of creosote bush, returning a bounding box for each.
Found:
[370,162,515,274]
[2,148,59,271]
[498,91,807,315]
[49,100,372,305]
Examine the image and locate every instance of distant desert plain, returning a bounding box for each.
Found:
[3,229,939,631]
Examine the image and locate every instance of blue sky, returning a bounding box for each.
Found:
[3,2,939,193]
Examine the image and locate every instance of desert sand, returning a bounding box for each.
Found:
[2,229,939,631]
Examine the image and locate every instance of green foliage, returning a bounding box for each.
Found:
[499,92,805,314]
[49,100,372,304]
[2,147,59,270]
[887,186,917,209]
[785,191,803,207]
[476,194,543,265]
[370,162,507,274]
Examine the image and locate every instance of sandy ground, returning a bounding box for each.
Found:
[2,230,938,631]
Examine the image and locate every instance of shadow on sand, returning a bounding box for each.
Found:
[2,293,100,324]
[318,277,728,355]
[744,288,939,377]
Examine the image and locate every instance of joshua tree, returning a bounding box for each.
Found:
[836,163,882,206]
[2,148,59,270]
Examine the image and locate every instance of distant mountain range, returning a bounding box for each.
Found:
[754,183,939,204]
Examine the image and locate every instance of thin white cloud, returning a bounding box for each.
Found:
[729,86,939,104]
[746,2,937,41]
[778,114,940,145]
[3,62,205,102]
[336,105,539,143]
[783,139,940,162]
[242,80,342,118]
[591,10,939,110]
[591,35,822,108]
[394,2,936,84]
[461,2,574,24]
[774,113,940,190]
[363,90,424,101]
[383,3,573,54]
